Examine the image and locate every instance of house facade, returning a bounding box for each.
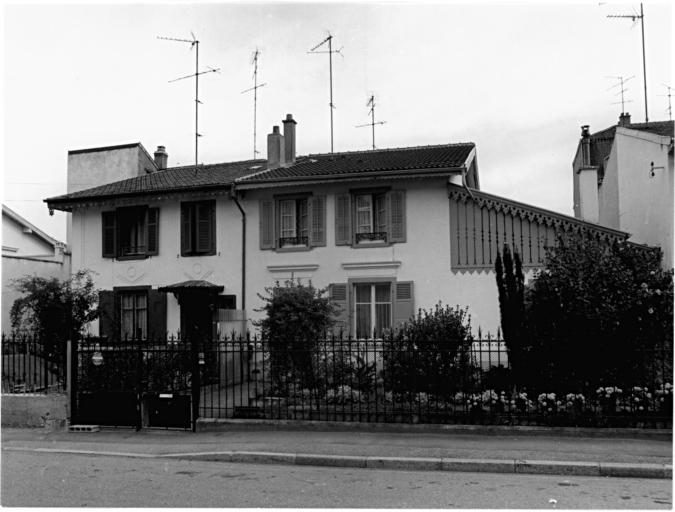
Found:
[2,205,70,331]
[46,114,631,339]
[573,114,674,269]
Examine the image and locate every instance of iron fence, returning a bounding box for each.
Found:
[1,333,67,394]
[197,333,673,428]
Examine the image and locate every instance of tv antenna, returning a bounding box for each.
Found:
[356,94,387,150]
[607,4,648,122]
[241,48,267,160]
[158,32,220,173]
[658,84,674,121]
[606,75,634,113]
[308,33,344,153]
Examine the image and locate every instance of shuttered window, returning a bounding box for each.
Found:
[101,207,158,259]
[259,195,326,250]
[181,200,216,256]
[334,190,406,247]
[98,288,167,341]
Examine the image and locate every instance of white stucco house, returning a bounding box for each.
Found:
[2,205,70,332]
[573,114,674,269]
[45,114,630,340]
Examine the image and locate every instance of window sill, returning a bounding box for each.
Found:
[276,245,311,253]
[116,255,149,261]
[351,242,389,249]
[181,252,216,258]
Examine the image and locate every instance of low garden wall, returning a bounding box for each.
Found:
[1,393,68,428]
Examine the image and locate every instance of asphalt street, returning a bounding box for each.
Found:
[2,450,672,508]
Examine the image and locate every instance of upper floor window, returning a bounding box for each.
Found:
[181,200,216,257]
[279,199,309,247]
[335,189,406,247]
[259,195,326,251]
[102,206,159,259]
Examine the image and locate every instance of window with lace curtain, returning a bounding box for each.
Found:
[120,291,147,339]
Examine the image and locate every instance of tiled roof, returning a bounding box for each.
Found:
[45,143,475,208]
[237,143,475,183]
[46,160,267,205]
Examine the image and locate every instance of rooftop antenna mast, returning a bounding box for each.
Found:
[241,48,267,160]
[158,32,220,173]
[606,75,634,113]
[356,94,387,150]
[607,4,649,122]
[658,84,674,121]
[308,33,343,153]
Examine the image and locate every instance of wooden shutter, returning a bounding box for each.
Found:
[102,211,116,258]
[146,208,159,255]
[309,195,326,247]
[181,203,192,256]
[196,202,213,254]
[394,281,414,327]
[335,193,352,246]
[210,201,216,254]
[259,199,275,250]
[98,290,117,339]
[330,283,351,337]
[388,190,406,243]
[147,289,167,341]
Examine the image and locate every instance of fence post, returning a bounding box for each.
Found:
[67,336,77,425]
[44,336,49,393]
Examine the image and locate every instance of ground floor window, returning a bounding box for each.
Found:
[354,283,391,337]
[120,291,147,339]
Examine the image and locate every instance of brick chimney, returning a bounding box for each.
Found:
[154,146,168,170]
[576,125,599,224]
[619,112,631,127]
[282,114,297,164]
[267,126,285,169]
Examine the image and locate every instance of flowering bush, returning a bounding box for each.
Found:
[512,392,535,413]
[564,393,586,416]
[655,383,673,413]
[623,386,655,413]
[537,392,562,414]
[325,385,363,405]
[597,386,623,413]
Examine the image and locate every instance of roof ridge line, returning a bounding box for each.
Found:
[306,142,475,158]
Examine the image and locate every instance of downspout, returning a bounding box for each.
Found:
[231,188,246,312]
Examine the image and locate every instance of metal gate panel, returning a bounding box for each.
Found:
[77,391,139,428]
[147,393,192,429]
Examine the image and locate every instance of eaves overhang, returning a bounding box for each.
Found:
[45,183,233,213]
[233,166,465,191]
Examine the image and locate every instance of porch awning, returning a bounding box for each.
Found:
[157,280,224,293]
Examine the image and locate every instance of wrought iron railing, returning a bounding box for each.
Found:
[278,237,309,247]
[355,232,387,243]
[1,333,67,394]
[121,245,146,256]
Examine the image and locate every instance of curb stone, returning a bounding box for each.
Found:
[3,447,671,479]
[442,458,515,473]
[599,462,667,479]
[515,460,600,477]
[366,456,442,471]
[295,454,366,468]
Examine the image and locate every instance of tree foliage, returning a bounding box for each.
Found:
[10,269,100,340]
[386,303,476,396]
[495,243,526,383]
[498,231,673,391]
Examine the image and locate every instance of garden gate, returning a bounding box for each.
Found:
[71,336,205,431]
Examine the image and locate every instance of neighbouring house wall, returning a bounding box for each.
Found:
[614,129,674,269]
[1,254,71,333]
[1,394,68,427]
[66,145,155,254]
[240,177,504,335]
[572,144,583,219]
[2,215,55,257]
[71,194,243,336]
[598,142,621,231]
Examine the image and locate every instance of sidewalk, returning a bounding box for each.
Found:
[2,422,672,479]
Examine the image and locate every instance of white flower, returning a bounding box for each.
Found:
[648,308,654,314]
[639,406,644,411]
[548,407,552,412]
[647,393,652,398]
[635,397,640,402]
[606,387,614,393]
[511,400,516,405]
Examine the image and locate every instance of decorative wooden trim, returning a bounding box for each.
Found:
[267,264,319,273]
[342,261,401,270]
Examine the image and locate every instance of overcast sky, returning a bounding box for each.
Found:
[3,1,672,243]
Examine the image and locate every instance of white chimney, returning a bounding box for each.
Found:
[267,126,285,169]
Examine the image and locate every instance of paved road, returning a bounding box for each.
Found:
[2,451,672,508]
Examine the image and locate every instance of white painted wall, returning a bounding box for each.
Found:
[71,193,243,336]
[239,177,503,335]
[613,128,674,269]
[2,215,55,257]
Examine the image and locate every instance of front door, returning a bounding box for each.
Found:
[180,291,216,341]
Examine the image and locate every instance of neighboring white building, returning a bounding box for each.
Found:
[572,114,674,269]
[2,205,70,332]
[45,114,630,340]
